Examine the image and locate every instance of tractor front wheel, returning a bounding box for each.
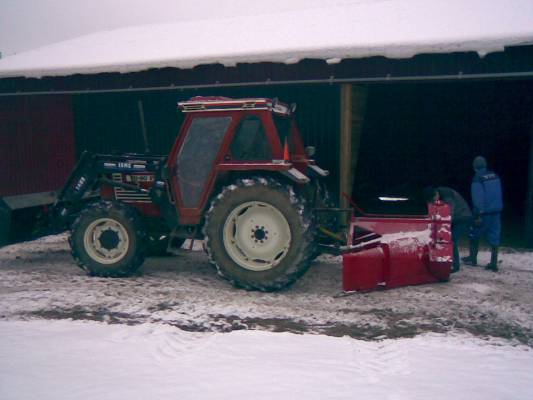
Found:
[70,201,147,277]
[204,177,315,291]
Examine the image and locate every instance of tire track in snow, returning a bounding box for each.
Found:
[106,324,218,363]
[350,340,411,384]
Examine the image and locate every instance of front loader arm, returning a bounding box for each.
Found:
[55,152,99,205]
[51,151,163,228]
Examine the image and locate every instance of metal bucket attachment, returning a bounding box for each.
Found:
[342,201,452,292]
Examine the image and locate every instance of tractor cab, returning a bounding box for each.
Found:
[165,97,327,225]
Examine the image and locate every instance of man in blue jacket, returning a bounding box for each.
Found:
[462,156,503,271]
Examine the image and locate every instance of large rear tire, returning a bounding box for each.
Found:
[70,201,147,277]
[204,177,315,291]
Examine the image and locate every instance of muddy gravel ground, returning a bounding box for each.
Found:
[1,235,532,346]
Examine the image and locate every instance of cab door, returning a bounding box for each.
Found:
[168,113,235,224]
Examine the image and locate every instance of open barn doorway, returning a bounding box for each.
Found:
[353,80,533,247]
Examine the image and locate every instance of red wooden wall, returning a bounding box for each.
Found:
[0,95,75,197]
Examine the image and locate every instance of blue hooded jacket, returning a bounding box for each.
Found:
[471,168,503,215]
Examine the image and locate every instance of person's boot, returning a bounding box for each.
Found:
[462,240,479,266]
[485,246,499,272]
[452,242,460,273]
[451,262,460,273]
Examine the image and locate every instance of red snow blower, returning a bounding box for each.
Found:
[334,200,453,292]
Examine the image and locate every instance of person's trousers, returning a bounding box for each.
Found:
[469,213,501,247]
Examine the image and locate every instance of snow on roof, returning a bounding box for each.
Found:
[1,0,533,79]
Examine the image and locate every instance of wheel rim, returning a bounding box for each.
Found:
[83,218,130,264]
[223,201,292,271]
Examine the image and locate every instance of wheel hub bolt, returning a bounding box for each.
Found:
[252,226,267,241]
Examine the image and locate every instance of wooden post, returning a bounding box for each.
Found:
[525,118,533,247]
[350,85,368,198]
[339,84,353,208]
[339,84,368,208]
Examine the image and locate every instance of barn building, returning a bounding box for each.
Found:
[1,1,533,246]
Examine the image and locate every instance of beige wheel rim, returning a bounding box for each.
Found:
[223,201,291,271]
[83,218,129,264]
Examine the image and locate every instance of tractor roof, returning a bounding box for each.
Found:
[178,96,293,116]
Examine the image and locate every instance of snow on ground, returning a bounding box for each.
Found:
[1,234,533,398]
[1,0,533,78]
[1,234,532,345]
[1,319,532,400]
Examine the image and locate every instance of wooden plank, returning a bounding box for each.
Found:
[339,84,353,208]
[350,85,368,199]
[339,84,368,208]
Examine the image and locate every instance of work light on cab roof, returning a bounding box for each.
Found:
[177,96,297,115]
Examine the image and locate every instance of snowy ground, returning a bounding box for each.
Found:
[1,234,532,345]
[1,320,532,400]
[1,235,532,399]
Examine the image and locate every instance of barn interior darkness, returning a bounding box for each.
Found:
[355,80,533,246]
[73,80,533,246]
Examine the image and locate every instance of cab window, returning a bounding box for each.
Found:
[230,116,272,160]
[273,115,293,150]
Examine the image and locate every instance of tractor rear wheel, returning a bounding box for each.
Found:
[70,201,147,277]
[204,177,315,291]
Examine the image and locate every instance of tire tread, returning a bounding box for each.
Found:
[203,177,315,291]
[70,201,146,277]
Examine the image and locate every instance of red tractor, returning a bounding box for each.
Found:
[53,97,331,291]
[4,96,452,293]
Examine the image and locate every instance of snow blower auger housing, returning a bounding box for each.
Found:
[47,97,330,291]
[339,200,453,293]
